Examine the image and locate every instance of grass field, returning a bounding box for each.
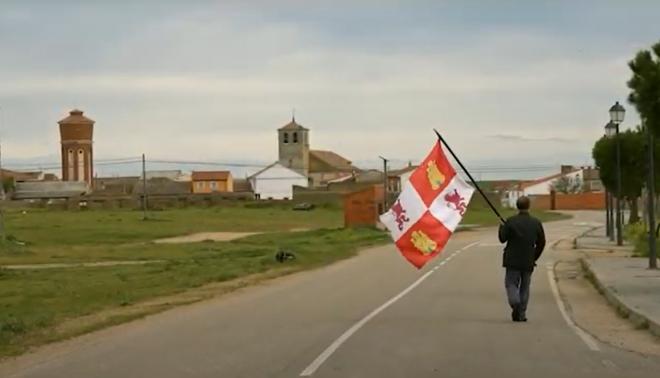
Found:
[0,202,569,357]
[3,204,343,246]
[0,227,388,357]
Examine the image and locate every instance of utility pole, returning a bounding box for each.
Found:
[0,106,5,243]
[646,121,657,269]
[379,156,389,211]
[142,153,147,220]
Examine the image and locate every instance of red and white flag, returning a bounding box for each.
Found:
[380,141,474,269]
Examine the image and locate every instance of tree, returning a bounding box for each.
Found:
[2,177,14,195]
[592,128,647,223]
[628,41,660,135]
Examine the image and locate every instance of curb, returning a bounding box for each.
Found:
[579,257,660,338]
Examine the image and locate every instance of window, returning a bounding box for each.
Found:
[77,149,85,182]
[210,181,217,191]
[283,133,289,144]
[293,132,298,143]
[67,149,74,180]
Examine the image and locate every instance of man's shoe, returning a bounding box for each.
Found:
[511,306,521,322]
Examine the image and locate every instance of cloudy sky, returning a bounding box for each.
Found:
[1,1,658,178]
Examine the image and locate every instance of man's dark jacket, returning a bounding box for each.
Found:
[498,211,546,271]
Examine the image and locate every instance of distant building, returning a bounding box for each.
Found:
[277,118,358,187]
[94,176,140,196]
[387,164,418,193]
[59,109,94,187]
[134,177,191,196]
[504,165,602,208]
[144,170,191,182]
[191,171,233,193]
[232,178,253,194]
[248,162,308,200]
[13,181,88,200]
[0,169,49,183]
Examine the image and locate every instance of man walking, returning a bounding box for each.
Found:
[498,196,546,322]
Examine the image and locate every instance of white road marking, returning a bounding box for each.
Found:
[546,265,601,352]
[478,242,502,247]
[300,241,481,376]
[601,359,618,370]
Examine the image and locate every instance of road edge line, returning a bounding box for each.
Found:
[546,264,601,352]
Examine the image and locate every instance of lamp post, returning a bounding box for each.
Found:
[605,188,611,238]
[607,101,625,246]
[644,118,657,269]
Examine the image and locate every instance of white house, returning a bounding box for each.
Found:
[505,168,585,208]
[388,164,418,193]
[248,162,308,200]
[144,170,191,182]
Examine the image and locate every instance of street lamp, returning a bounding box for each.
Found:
[607,101,625,246]
[609,101,626,123]
[604,121,617,137]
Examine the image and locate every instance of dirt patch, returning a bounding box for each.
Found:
[289,227,311,232]
[555,258,660,356]
[154,232,259,244]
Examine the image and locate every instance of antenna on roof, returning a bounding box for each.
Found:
[292,108,296,122]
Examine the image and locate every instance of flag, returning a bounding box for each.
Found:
[380,141,475,269]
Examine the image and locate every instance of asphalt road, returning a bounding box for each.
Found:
[2,211,660,377]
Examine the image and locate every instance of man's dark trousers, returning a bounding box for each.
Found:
[505,269,532,317]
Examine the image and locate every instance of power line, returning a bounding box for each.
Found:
[147,159,270,168]
[3,158,142,171]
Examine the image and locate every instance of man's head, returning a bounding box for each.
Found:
[516,196,531,211]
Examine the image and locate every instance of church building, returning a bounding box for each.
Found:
[277,117,358,187]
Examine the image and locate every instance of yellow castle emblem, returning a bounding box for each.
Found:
[426,160,445,190]
[411,230,437,255]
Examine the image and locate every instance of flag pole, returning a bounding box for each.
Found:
[434,129,506,224]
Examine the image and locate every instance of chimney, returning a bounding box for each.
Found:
[560,165,575,175]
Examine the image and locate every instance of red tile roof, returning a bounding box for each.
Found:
[519,169,580,189]
[191,171,231,181]
[309,150,355,171]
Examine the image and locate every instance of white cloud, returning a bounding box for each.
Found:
[0,2,655,180]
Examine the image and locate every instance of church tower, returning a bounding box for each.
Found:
[59,109,94,186]
[278,117,309,175]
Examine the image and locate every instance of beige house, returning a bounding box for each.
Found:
[191,171,233,193]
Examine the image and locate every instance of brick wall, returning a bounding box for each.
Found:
[344,185,384,228]
[529,192,605,210]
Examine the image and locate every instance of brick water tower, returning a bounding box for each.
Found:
[58,109,94,186]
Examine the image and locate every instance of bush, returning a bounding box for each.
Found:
[624,223,653,257]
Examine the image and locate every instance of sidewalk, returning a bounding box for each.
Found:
[576,228,660,338]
